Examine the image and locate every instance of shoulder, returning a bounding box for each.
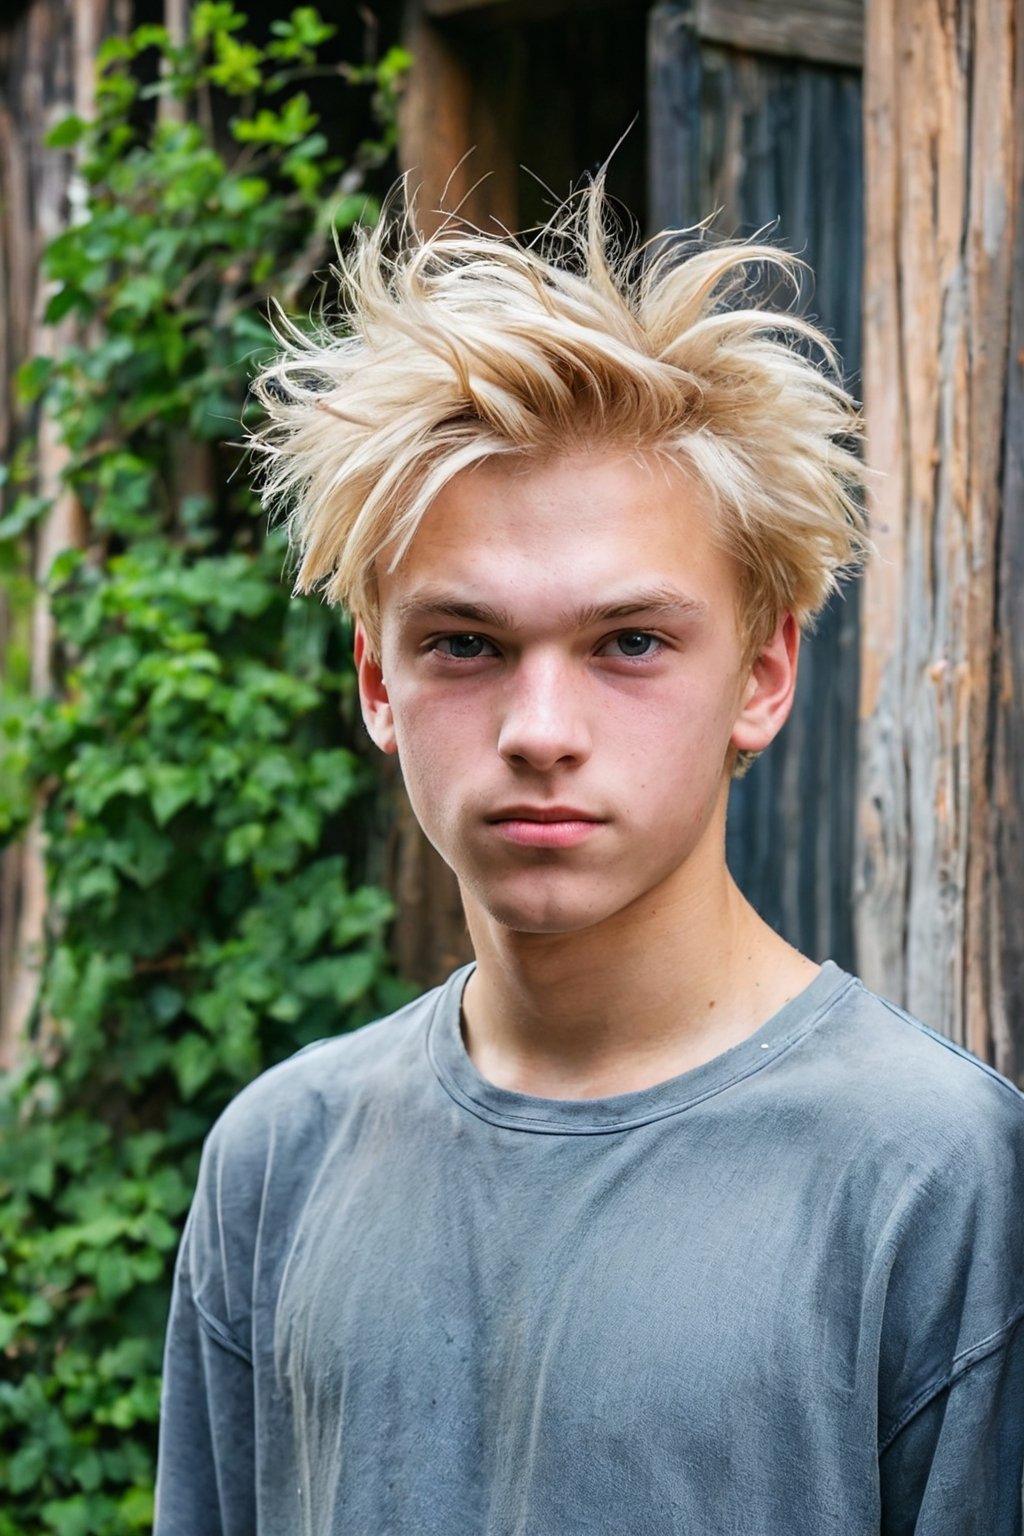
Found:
[178,971,466,1325]
[817,985,1024,1440]
[777,969,1024,1294]
[803,969,1024,1162]
[812,973,1024,1335]
[205,970,463,1166]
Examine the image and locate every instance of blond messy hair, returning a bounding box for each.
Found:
[251,183,868,658]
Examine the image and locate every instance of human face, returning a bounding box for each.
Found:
[357,452,797,937]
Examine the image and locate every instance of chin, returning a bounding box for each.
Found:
[467,882,624,938]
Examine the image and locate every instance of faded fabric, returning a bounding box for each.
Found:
[155,963,1024,1535]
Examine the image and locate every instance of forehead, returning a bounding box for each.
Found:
[378,450,741,630]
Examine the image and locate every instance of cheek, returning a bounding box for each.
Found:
[388,690,483,824]
[615,691,737,822]
[614,681,738,764]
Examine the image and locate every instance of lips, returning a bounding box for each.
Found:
[488,806,600,824]
[487,807,605,850]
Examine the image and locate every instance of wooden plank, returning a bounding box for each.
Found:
[398,5,519,235]
[857,0,1018,1065]
[990,0,1024,1085]
[647,2,702,233]
[693,0,863,70]
[424,0,645,21]
[426,0,864,59]
[854,0,907,1006]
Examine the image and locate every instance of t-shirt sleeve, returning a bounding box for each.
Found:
[154,1105,263,1536]
[879,1313,1024,1536]
[153,1041,336,1534]
[875,1062,1024,1536]
[154,1224,257,1536]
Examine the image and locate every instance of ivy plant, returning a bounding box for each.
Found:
[0,9,411,1532]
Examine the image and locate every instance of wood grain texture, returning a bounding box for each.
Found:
[424,0,644,21]
[857,0,1019,1069]
[694,0,864,69]
[991,0,1024,1086]
[649,2,864,971]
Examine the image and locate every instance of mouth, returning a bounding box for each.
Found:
[487,807,605,850]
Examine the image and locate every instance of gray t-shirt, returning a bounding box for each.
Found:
[155,962,1024,1535]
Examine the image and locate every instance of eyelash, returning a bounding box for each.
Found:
[431,634,499,661]
[428,631,664,663]
[599,631,662,661]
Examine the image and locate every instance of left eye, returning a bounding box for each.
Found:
[603,632,660,659]
[434,634,498,659]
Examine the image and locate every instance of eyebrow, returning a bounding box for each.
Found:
[395,585,710,631]
[569,586,711,628]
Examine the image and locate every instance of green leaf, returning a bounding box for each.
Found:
[96,34,135,66]
[15,355,54,403]
[296,951,377,1006]
[45,115,88,149]
[39,1495,96,1536]
[0,494,50,541]
[72,1448,103,1492]
[44,286,89,325]
[172,1033,218,1099]
[207,35,264,94]
[191,1,247,43]
[130,23,172,52]
[8,1441,47,1493]
[94,1251,135,1301]
[149,764,208,827]
[118,1484,155,1528]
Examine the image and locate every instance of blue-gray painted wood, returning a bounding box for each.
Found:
[648,3,863,970]
[993,102,1024,1086]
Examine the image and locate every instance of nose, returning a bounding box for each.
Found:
[496,653,592,771]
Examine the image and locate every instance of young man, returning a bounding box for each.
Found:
[155,191,1024,1534]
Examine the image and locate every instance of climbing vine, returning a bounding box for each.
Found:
[0,9,410,1531]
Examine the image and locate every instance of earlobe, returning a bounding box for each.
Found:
[730,614,800,756]
[354,623,398,755]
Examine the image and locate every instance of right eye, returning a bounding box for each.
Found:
[432,634,499,660]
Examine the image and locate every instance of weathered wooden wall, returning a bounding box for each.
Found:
[994,1,1024,1084]
[857,0,1022,1079]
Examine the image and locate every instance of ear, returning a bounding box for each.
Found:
[730,613,800,756]
[354,623,398,755]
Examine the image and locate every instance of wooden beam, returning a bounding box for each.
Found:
[424,0,862,55]
[857,0,1019,1071]
[990,0,1024,1086]
[424,0,645,21]
[693,0,863,70]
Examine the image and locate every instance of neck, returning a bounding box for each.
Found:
[460,850,818,1100]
